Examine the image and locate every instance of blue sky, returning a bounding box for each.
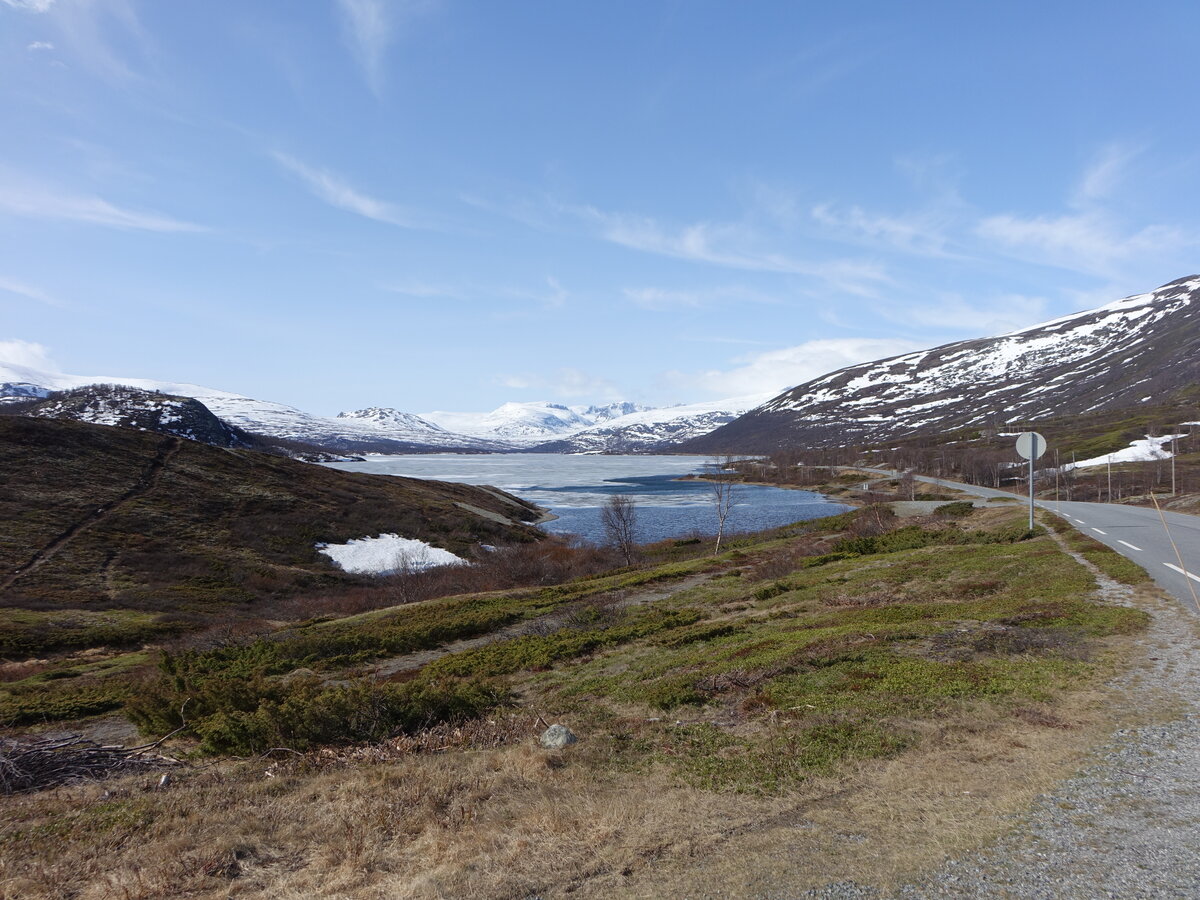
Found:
[3,0,1200,416]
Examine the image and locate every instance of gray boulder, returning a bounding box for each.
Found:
[539,724,577,749]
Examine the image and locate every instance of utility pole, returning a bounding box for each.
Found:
[1055,447,1060,512]
[1171,429,1178,497]
[1107,455,1112,503]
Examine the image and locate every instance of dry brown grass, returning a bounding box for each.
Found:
[0,616,1170,900]
[0,734,781,899]
[1,510,1184,899]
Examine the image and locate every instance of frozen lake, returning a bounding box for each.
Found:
[326,454,850,545]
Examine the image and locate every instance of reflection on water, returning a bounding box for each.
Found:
[325,454,850,545]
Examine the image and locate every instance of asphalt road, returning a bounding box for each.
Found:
[859,467,1200,611]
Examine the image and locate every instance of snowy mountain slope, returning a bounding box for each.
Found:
[205,397,507,453]
[27,385,248,446]
[336,407,450,433]
[533,395,772,453]
[686,275,1200,453]
[0,361,507,454]
[422,401,597,443]
[0,381,51,404]
[574,401,652,423]
[0,360,245,403]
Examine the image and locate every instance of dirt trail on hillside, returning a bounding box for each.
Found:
[0,436,181,594]
[368,572,713,679]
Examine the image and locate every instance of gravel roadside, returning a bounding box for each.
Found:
[802,540,1200,899]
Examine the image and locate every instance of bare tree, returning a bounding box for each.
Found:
[600,494,638,565]
[710,457,739,553]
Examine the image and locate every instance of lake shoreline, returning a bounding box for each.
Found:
[326,453,851,545]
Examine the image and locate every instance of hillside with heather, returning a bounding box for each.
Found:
[0,416,543,630]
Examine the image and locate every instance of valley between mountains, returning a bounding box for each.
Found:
[3,276,1200,898]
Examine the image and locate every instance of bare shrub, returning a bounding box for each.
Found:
[561,593,626,631]
[848,505,896,538]
[822,590,893,609]
[708,457,739,552]
[600,494,639,564]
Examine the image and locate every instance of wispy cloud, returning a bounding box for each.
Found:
[495,367,622,401]
[669,337,925,399]
[0,174,205,232]
[335,0,436,96]
[2,0,56,12]
[15,0,154,82]
[811,202,956,257]
[272,151,431,228]
[977,142,1198,278]
[542,276,567,310]
[1073,143,1142,206]
[0,338,57,371]
[383,274,566,311]
[623,285,779,311]
[579,205,888,294]
[976,212,1191,278]
[382,281,470,300]
[879,293,1051,337]
[0,277,64,308]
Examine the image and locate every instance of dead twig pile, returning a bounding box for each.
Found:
[311,713,544,768]
[0,735,179,794]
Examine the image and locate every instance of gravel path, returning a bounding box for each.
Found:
[802,537,1200,899]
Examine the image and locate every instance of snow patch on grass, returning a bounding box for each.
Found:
[1071,434,1186,469]
[317,534,465,575]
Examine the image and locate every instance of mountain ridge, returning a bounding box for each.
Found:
[684,276,1200,454]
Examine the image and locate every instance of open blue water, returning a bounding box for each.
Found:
[325,454,850,545]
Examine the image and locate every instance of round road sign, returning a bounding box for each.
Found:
[1015,431,1047,460]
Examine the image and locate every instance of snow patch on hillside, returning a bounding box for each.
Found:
[317,534,465,575]
[1071,435,1186,469]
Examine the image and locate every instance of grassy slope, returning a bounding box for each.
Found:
[0,502,1166,898]
[0,417,542,650]
[880,385,1200,472]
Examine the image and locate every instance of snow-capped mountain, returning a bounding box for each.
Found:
[421,400,666,446]
[534,395,773,454]
[576,401,653,424]
[27,385,248,447]
[0,381,51,404]
[204,396,507,453]
[686,276,1200,453]
[0,365,759,457]
[422,401,596,443]
[336,407,450,434]
[0,361,507,454]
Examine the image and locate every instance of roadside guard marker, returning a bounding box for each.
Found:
[1015,432,1046,532]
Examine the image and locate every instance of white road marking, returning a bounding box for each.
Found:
[1165,563,1200,584]
[1092,528,1107,535]
[1118,540,1143,552]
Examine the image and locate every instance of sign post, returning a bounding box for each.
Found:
[1015,431,1047,531]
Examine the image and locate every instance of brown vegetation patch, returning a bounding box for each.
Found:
[822,589,894,609]
[911,622,1089,662]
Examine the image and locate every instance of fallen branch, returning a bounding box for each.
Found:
[0,735,180,795]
